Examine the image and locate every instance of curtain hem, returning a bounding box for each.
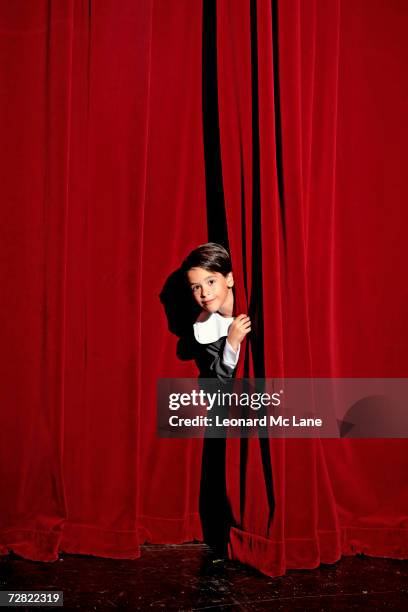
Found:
[0,529,63,562]
[0,514,203,562]
[228,525,342,577]
[341,526,408,559]
[137,512,202,544]
[59,522,140,559]
[228,525,408,577]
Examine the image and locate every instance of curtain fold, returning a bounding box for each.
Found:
[60,0,155,559]
[0,0,75,561]
[217,0,342,576]
[135,0,206,545]
[217,0,407,576]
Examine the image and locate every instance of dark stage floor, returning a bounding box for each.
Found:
[0,543,407,610]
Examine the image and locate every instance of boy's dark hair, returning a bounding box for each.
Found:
[181,242,232,276]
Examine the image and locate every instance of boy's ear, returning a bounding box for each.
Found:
[226,272,234,288]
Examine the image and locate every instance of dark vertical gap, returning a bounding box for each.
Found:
[202,0,229,250]
[200,0,232,557]
[271,0,286,245]
[249,0,275,524]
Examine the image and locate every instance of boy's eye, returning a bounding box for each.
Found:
[191,285,199,292]
[208,279,215,285]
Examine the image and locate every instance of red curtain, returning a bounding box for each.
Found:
[218,0,408,575]
[0,0,407,576]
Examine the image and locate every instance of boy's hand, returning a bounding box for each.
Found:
[227,314,251,352]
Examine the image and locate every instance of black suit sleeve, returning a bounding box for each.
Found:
[195,336,236,384]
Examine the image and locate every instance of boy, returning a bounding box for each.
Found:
[181,243,251,556]
[181,242,251,382]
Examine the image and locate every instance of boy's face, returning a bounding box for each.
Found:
[187,267,234,313]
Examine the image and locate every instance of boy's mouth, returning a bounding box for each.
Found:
[202,298,216,306]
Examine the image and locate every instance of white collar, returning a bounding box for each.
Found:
[193,311,233,344]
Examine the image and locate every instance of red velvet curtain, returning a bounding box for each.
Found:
[0,0,407,576]
[218,0,408,574]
